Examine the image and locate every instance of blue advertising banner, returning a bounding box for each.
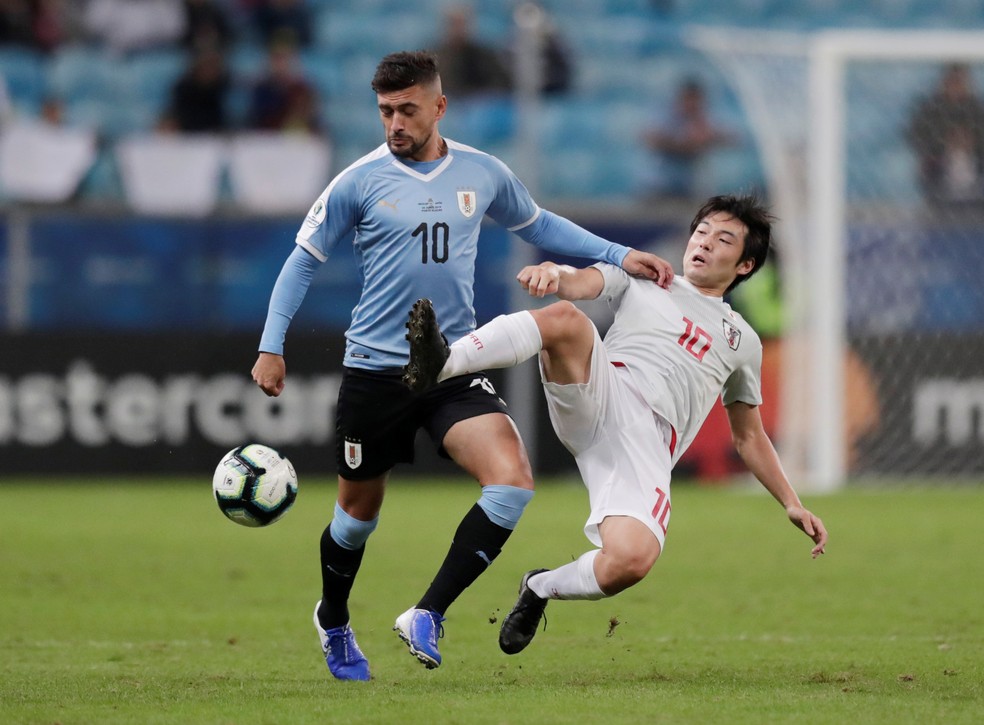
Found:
[15,215,513,332]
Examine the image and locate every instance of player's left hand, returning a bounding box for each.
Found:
[786,505,828,558]
[621,249,674,289]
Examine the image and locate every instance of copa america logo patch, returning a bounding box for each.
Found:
[344,438,363,469]
[305,198,326,227]
[457,190,477,218]
[722,319,741,351]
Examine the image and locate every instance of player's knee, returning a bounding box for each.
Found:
[539,301,590,343]
[619,551,657,585]
[546,300,588,327]
[480,447,534,488]
[598,545,660,594]
[501,463,534,489]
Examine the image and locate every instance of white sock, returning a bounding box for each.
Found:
[438,310,542,383]
[528,549,605,601]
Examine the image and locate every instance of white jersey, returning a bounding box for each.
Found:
[595,263,763,464]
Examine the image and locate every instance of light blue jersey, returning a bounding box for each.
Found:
[260,139,631,370]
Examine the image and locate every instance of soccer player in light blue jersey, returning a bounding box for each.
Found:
[252,50,673,680]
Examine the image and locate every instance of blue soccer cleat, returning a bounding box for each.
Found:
[313,602,370,681]
[393,607,445,669]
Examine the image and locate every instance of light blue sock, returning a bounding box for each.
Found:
[329,502,378,550]
[477,485,534,530]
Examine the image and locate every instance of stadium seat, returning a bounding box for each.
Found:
[300,50,346,99]
[46,46,118,104]
[118,49,186,117]
[316,10,433,57]
[0,47,44,113]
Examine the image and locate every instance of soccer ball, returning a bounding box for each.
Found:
[212,444,298,527]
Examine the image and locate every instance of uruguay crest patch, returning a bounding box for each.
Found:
[457,190,477,218]
[344,438,363,469]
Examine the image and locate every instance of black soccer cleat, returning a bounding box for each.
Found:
[498,568,550,655]
[403,298,450,393]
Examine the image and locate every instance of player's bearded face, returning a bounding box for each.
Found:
[388,129,432,158]
[378,84,446,160]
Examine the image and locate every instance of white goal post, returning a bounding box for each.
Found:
[687,28,984,491]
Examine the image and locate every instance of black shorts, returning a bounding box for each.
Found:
[335,367,510,480]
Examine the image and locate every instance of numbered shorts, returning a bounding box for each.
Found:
[335,367,509,480]
[540,326,674,549]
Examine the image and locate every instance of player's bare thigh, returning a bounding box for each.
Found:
[530,302,597,385]
[337,474,387,520]
[595,515,662,594]
[442,412,534,489]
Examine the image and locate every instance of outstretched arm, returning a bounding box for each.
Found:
[518,250,673,300]
[726,401,828,558]
[512,211,673,288]
[252,245,319,397]
[517,261,605,300]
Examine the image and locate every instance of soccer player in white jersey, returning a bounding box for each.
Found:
[403,194,828,655]
[250,50,672,680]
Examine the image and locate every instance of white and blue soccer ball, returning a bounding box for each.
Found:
[212,444,298,527]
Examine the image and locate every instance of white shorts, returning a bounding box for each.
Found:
[540,327,674,549]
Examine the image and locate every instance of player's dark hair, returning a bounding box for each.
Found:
[690,194,774,293]
[371,50,441,93]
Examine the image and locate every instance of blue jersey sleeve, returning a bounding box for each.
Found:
[295,168,362,262]
[512,209,630,267]
[258,246,320,355]
[482,154,539,229]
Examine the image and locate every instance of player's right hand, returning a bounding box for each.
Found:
[786,505,828,559]
[252,352,286,397]
[517,262,562,297]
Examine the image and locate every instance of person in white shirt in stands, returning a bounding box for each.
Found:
[403,194,828,655]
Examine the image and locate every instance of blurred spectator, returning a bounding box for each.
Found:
[0,0,34,47]
[32,0,74,52]
[250,0,311,49]
[249,39,321,133]
[0,0,73,52]
[642,77,739,199]
[535,15,572,95]
[907,62,984,210]
[509,3,573,96]
[247,35,321,134]
[434,4,511,99]
[82,0,185,56]
[182,0,234,52]
[160,46,230,133]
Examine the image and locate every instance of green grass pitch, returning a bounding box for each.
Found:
[1,477,981,724]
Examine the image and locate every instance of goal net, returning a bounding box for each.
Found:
[687,28,984,489]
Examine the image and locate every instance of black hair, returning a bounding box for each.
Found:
[689,194,774,293]
[371,50,441,94]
